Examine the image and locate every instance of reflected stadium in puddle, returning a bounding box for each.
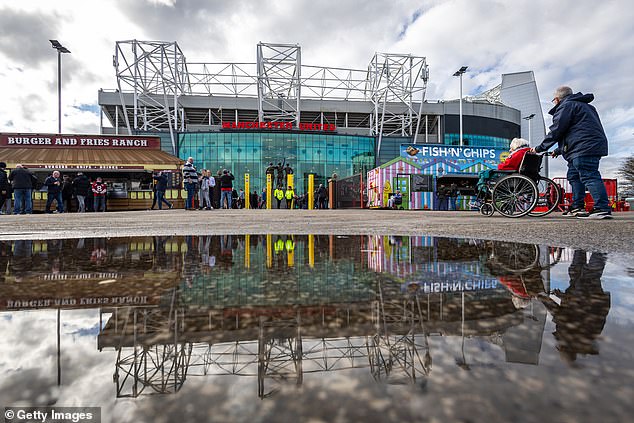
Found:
[0,236,633,422]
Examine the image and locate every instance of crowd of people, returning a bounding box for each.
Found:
[177,157,331,211]
[0,86,621,217]
[0,162,109,214]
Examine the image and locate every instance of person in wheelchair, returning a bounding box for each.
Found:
[472,138,531,206]
[387,190,403,209]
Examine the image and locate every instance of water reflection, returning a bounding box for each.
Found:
[0,236,623,408]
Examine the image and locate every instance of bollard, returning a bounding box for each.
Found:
[308,174,314,210]
[266,174,272,210]
[244,173,250,209]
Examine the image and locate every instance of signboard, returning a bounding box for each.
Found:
[222,121,336,132]
[402,144,505,161]
[22,164,145,170]
[0,133,162,149]
[411,174,432,192]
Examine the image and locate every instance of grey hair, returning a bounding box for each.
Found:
[554,86,573,100]
[509,137,530,151]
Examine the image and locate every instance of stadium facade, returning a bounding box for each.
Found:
[98,41,542,192]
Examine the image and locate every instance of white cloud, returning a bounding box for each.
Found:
[0,0,633,176]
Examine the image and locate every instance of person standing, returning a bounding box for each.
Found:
[532,86,611,219]
[250,190,259,209]
[61,174,73,213]
[92,177,108,212]
[72,172,91,213]
[44,170,64,213]
[238,188,245,209]
[274,185,284,209]
[198,170,213,210]
[261,187,267,209]
[219,169,235,209]
[449,183,458,211]
[182,157,198,210]
[285,185,295,209]
[153,171,173,210]
[316,184,327,209]
[0,162,9,214]
[9,164,36,215]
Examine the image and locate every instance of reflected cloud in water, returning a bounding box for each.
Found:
[0,236,633,422]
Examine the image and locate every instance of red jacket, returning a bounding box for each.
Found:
[498,147,530,171]
[92,182,107,196]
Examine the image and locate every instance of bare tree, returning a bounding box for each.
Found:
[618,155,634,197]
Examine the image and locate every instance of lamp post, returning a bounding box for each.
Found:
[453,66,468,146]
[50,40,71,134]
[523,113,536,145]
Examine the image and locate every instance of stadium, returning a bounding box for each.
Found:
[96,41,544,201]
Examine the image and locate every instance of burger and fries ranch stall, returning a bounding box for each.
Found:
[0,133,184,211]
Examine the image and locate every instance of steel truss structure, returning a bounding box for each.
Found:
[112,40,429,144]
[103,285,432,399]
[367,53,430,151]
[114,40,190,153]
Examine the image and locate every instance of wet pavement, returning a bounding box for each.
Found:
[1,209,633,255]
[1,235,633,422]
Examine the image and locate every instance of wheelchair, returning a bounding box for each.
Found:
[476,153,561,218]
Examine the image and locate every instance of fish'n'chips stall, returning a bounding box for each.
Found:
[367,144,507,210]
[0,133,184,211]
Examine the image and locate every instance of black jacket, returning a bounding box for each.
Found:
[9,167,36,190]
[0,169,9,191]
[220,173,234,189]
[153,174,169,192]
[72,175,91,196]
[45,176,62,194]
[535,92,608,161]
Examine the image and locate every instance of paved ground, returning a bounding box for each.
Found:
[1,209,632,254]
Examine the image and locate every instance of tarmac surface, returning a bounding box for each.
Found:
[1,209,633,255]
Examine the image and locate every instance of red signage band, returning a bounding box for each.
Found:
[222,121,336,132]
[0,133,162,149]
[22,164,145,170]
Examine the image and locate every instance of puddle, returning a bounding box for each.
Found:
[0,236,633,422]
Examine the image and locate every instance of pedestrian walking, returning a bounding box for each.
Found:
[153,171,173,210]
[532,86,611,219]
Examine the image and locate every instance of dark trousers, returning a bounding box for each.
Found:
[46,191,63,213]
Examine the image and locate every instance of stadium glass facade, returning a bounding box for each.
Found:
[178,131,375,194]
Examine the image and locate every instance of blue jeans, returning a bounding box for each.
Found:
[156,190,172,209]
[221,190,232,209]
[94,196,106,212]
[567,156,608,212]
[184,182,196,209]
[13,189,32,214]
[46,191,63,213]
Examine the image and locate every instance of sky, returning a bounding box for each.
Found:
[0,0,633,178]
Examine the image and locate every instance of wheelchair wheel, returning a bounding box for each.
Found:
[491,174,538,218]
[528,177,561,217]
[480,203,494,216]
[490,241,540,273]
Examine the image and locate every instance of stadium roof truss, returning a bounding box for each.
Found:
[113,40,429,145]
